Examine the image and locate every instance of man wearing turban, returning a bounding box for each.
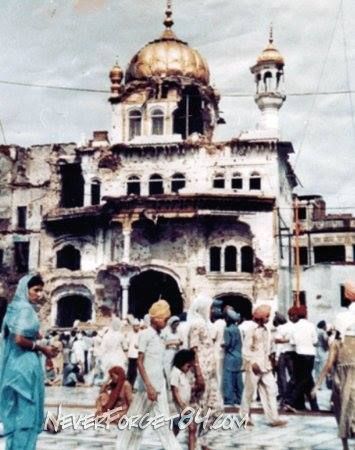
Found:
[116,300,182,450]
[313,281,355,450]
[335,281,355,339]
[222,308,243,406]
[284,305,319,412]
[240,304,287,427]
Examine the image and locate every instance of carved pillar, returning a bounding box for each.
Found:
[112,213,140,264]
[238,245,244,272]
[122,222,132,264]
[121,277,130,319]
[345,245,353,263]
[84,178,91,207]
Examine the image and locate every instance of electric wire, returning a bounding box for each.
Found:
[340,0,355,139]
[0,79,355,99]
[293,0,343,168]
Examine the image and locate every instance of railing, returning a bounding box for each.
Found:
[302,219,354,231]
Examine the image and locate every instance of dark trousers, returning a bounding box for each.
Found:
[288,354,319,411]
[223,369,244,405]
[127,358,138,387]
[277,351,295,403]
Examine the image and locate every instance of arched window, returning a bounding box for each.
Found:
[151,108,164,135]
[91,180,101,205]
[210,247,221,272]
[213,173,225,189]
[149,174,164,195]
[232,173,243,190]
[249,172,261,190]
[171,173,186,193]
[241,246,253,273]
[263,71,272,91]
[224,246,237,272]
[56,245,81,271]
[129,109,142,140]
[127,175,140,195]
[60,164,84,208]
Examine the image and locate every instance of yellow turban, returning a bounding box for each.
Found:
[148,299,171,320]
[344,281,355,302]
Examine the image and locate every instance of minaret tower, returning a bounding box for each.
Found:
[250,26,286,136]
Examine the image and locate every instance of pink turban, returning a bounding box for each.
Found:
[253,304,271,319]
[344,281,355,302]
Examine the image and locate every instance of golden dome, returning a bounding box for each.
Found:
[125,2,210,85]
[256,28,284,66]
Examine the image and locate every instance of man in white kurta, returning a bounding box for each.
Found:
[116,300,182,450]
[240,305,287,427]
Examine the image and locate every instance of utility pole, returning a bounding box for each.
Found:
[294,197,301,307]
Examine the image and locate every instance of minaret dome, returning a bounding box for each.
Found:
[250,26,286,135]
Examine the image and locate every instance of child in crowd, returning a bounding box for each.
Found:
[63,363,84,387]
[170,349,198,450]
[45,357,57,386]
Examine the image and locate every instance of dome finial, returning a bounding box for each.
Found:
[269,23,273,44]
[164,0,174,29]
[161,0,177,39]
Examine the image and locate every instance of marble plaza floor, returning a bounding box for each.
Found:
[0,414,349,450]
[0,387,353,450]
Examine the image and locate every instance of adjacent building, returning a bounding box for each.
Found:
[293,195,355,323]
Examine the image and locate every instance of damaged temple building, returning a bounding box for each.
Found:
[1,4,352,328]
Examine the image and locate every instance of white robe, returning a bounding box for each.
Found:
[99,329,127,375]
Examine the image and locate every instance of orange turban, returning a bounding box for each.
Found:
[344,281,355,302]
[148,299,171,320]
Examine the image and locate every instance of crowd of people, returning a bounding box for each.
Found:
[0,273,354,450]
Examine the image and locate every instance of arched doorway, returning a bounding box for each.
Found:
[56,295,92,327]
[216,293,253,320]
[129,270,183,319]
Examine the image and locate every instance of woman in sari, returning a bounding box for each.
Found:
[95,366,132,423]
[187,294,223,450]
[0,274,57,450]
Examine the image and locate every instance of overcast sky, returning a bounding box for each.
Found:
[0,0,354,212]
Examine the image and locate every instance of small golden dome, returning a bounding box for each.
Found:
[125,2,210,85]
[109,63,123,83]
[256,28,284,66]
